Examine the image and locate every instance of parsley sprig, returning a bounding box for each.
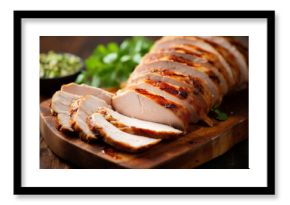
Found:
[75,36,153,88]
[211,107,228,121]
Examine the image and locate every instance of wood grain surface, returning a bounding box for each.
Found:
[40,90,248,169]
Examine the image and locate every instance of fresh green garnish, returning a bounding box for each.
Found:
[40,51,82,78]
[75,36,154,88]
[211,107,228,121]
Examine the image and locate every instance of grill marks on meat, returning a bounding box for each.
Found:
[196,38,241,86]
[113,36,248,130]
[130,61,220,104]
[128,69,213,109]
[134,88,191,127]
[152,37,237,88]
[141,78,211,124]
[222,37,249,65]
[153,46,233,90]
[135,88,179,111]
[112,89,189,129]
[197,36,248,86]
[87,113,161,152]
[94,107,183,139]
[50,84,183,152]
[51,36,248,152]
[141,52,228,95]
[144,79,189,100]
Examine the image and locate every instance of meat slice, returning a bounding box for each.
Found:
[128,70,214,109]
[127,80,196,119]
[224,37,248,63]
[151,45,234,90]
[50,91,80,132]
[128,61,221,106]
[151,37,236,88]
[140,52,228,95]
[128,70,194,89]
[128,79,213,125]
[61,83,113,105]
[70,95,111,142]
[87,113,161,152]
[112,89,190,130]
[197,36,248,87]
[94,107,183,139]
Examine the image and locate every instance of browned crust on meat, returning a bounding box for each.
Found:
[79,131,98,143]
[142,52,224,90]
[134,88,190,128]
[54,115,62,130]
[69,98,82,128]
[152,39,234,89]
[142,52,206,68]
[195,37,241,86]
[119,127,181,139]
[142,78,213,126]
[148,70,214,108]
[157,70,193,86]
[140,77,213,126]
[95,108,183,139]
[223,37,248,65]
[135,88,179,110]
[87,116,160,152]
[50,108,57,116]
[54,115,74,132]
[144,79,189,100]
[72,121,98,143]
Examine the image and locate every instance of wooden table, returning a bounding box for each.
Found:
[39,36,248,169]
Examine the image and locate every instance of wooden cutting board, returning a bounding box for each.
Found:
[40,90,248,169]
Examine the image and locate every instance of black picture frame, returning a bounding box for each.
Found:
[14,10,275,195]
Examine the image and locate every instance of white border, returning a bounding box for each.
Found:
[21,18,268,187]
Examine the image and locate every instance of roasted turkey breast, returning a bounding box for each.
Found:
[113,36,248,130]
[50,36,248,152]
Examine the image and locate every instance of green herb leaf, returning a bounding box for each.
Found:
[103,53,118,64]
[75,72,85,83]
[211,107,228,121]
[75,36,154,88]
[107,42,119,52]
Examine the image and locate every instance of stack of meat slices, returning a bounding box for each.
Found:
[113,36,248,130]
[50,36,248,152]
[50,83,182,152]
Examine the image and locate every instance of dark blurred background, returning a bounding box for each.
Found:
[40,36,247,58]
[40,36,161,59]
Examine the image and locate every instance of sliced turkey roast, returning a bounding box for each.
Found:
[70,95,111,142]
[61,82,113,105]
[93,107,183,138]
[114,36,248,131]
[197,36,248,87]
[50,36,248,152]
[151,36,237,88]
[50,91,80,132]
[112,89,190,130]
[87,113,161,152]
